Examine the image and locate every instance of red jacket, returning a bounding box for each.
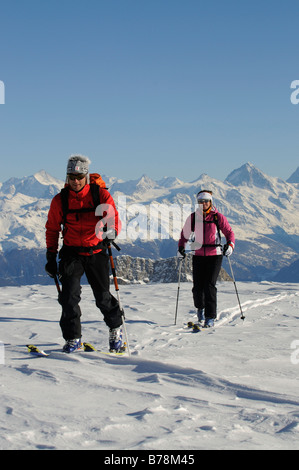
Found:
[45,184,121,254]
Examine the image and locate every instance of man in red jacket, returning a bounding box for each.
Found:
[45,155,123,353]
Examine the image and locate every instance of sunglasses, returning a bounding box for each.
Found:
[198,199,211,204]
[68,174,86,181]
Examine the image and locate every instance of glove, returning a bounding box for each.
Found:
[223,242,234,257]
[177,246,186,259]
[45,251,58,278]
[102,229,117,247]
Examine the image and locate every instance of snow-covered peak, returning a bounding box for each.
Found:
[157,176,185,188]
[225,162,275,192]
[33,169,63,186]
[136,174,158,191]
[109,174,159,198]
[0,172,64,199]
[287,167,299,184]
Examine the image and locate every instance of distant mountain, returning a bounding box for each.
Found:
[109,174,158,198]
[0,163,298,284]
[287,167,299,184]
[0,170,64,199]
[0,250,231,287]
[114,255,231,284]
[225,162,275,191]
[272,258,299,282]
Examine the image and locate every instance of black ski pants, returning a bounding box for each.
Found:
[192,255,223,319]
[58,248,123,340]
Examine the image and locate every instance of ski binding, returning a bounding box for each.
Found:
[83,342,127,356]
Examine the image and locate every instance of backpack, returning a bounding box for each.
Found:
[60,173,107,236]
[191,211,222,247]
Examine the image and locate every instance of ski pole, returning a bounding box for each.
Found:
[174,258,183,325]
[227,257,245,320]
[107,244,131,356]
[111,240,121,252]
[53,274,62,304]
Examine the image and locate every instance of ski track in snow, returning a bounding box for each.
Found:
[1,281,299,450]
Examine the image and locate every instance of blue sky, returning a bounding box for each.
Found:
[0,0,298,183]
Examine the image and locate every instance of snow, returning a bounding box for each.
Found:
[1,280,299,450]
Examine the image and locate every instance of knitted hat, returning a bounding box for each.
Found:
[67,155,91,175]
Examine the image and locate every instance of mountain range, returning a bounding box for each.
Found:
[0,162,298,285]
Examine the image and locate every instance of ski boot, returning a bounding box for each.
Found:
[109,327,123,352]
[197,308,205,324]
[204,318,214,328]
[62,338,82,353]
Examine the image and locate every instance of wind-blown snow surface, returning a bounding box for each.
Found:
[1,281,299,450]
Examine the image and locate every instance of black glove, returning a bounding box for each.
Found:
[177,246,186,259]
[45,251,58,278]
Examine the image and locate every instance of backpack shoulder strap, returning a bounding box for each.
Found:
[89,183,101,208]
[60,187,69,228]
[213,213,221,242]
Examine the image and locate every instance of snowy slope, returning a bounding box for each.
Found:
[1,281,299,450]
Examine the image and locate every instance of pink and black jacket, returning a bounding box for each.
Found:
[178,207,235,256]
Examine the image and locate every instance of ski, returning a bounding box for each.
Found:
[26,344,50,357]
[26,342,127,358]
[83,342,127,356]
